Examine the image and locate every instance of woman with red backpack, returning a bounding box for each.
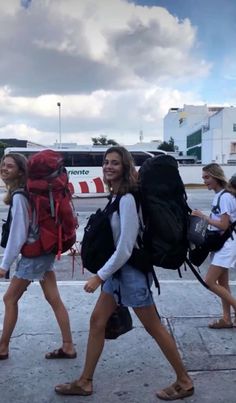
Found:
[0,153,76,360]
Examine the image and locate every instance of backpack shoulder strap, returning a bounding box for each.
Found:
[3,189,27,223]
[211,189,228,214]
[10,188,28,205]
[105,194,122,215]
[185,257,209,289]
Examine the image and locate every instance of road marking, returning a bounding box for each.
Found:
[1,279,236,286]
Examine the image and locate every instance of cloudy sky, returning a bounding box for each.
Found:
[0,0,235,146]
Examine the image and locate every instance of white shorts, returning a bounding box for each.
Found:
[211,233,236,269]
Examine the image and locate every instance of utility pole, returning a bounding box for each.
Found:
[57,102,61,148]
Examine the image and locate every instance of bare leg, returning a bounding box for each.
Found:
[0,277,30,356]
[134,304,193,392]
[206,265,236,318]
[218,270,232,323]
[40,271,76,355]
[55,291,117,394]
[80,292,117,374]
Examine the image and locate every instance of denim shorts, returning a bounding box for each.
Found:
[14,253,55,281]
[102,263,154,308]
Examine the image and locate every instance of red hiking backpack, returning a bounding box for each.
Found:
[21,149,78,259]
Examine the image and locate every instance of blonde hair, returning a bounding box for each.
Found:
[0,153,28,205]
[103,146,138,195]
[203,163,227,187]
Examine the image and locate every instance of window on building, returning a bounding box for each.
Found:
[233,123,236,132]
[187,147,201,162]
[230,143,236,153]
[187,130,202,148]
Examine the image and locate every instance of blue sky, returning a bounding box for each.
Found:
[0,0,235,146]
[136,0,236,104]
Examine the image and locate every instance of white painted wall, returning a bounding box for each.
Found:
[178,164,236,185]
[164,105,236,164]
[164,105,209,153]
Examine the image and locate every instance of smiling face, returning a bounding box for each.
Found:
[0,156,22,185]
[103,151,124,191]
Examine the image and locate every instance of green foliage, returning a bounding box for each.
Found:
[91,135,118,146]
[158,136,175,151]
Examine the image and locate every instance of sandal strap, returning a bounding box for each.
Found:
[80,377,93,382]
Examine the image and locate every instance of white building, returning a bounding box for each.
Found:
[164,104,236,164]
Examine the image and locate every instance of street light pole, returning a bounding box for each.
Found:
[57,102,61,148]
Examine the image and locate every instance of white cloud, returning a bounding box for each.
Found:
[0,0,211,94]
[0,84,204,145]
[0,0,212,145]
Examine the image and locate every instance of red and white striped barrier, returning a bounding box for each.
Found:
[69,177,106,195]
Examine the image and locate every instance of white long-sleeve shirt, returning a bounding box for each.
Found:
[1,194,29,271]
[97,193,139,281]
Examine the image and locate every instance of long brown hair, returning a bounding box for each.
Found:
[103,146,138,195]
[0,153,28,205]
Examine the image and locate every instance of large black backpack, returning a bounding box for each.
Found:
[135,154,209,288]
[138,154,190,269]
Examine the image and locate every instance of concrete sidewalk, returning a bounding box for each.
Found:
[0,273,236,403]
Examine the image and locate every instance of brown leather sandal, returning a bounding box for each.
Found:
[208,318,233,329]
[45,348,77,359]
[55,379,93,396]
[156,382,194,401]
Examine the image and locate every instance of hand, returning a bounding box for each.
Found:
[84,275,103,293]
[191,209,207,219]
[0,268,6,278]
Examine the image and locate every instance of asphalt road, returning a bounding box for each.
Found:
[73,188,213,214]
[0,188,212,217]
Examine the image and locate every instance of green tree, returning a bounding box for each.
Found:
[158,136,175,152]
[91,135,118,146]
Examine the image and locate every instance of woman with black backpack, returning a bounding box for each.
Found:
[55,146,194,401]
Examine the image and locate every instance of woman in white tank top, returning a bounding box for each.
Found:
[192,163,236,329]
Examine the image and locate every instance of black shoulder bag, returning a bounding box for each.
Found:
[189,191,236,267]
[105,305,133,340]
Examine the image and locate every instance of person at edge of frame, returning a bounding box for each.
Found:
[0,153,76,361]
[192,163,236,329]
